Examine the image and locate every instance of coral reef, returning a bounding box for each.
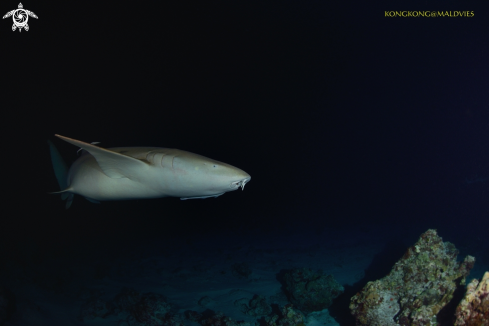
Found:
[282,268,344,313]
[78,288,307,326]
[350,229,475,326]
[263,304,305,326]
[234,294,272,316]
[184,310,252,326]
[182,304,305,326]
[454,271,489,326]
[199,311,252,326]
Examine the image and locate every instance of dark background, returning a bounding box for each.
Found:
[1,0,488,254]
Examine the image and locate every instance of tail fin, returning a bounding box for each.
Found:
[48,140,74,209]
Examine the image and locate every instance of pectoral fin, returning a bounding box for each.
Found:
[180,193,224,200]
[85,197,101,204]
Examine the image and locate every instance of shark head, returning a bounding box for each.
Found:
[169,152,251,198]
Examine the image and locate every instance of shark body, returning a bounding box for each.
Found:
[48,135,251,208]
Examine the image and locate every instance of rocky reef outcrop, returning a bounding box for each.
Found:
[263,304,305,326]
[184,304,304,326]
[234,294,272,316]
[454,271,488,326]
[350,229,475,326]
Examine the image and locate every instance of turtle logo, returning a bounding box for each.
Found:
[3,3,37,32]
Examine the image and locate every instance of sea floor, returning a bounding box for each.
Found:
[1,222,487,326]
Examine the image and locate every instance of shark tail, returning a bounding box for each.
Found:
[48,140,75,209]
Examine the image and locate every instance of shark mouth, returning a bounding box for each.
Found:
[233,178,250,191]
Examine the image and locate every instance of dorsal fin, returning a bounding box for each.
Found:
[77,142,101,155]
[55,134,148,179]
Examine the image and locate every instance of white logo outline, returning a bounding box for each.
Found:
[3,3,38,32]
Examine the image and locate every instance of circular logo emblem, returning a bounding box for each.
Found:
[13,9,28,27]
[3,3,38,32]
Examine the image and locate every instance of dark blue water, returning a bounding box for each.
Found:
[1,0,488,325]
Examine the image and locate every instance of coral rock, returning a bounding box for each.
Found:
[199,311,252,326]
[264,304,305,326]
[282,268,344,313]
[350,229,475,326]
[454,271,489,326]
[235,294,272,316]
